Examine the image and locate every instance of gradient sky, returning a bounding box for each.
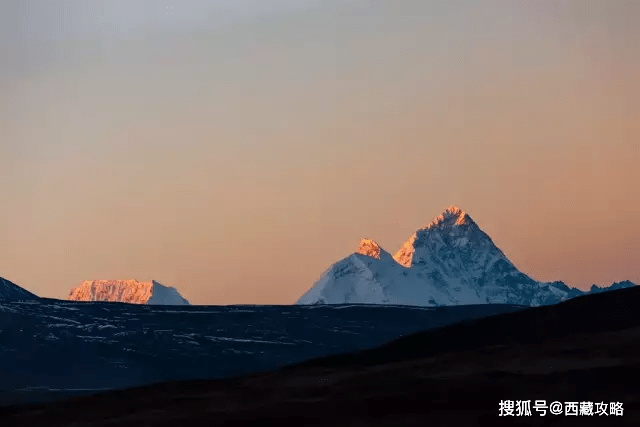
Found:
[1,1,639,304]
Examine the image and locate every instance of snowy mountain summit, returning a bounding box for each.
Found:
[68,280,190,305]
[357,238,393,261]
[297,206,636,307]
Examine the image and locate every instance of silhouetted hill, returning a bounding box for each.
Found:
[0,298,525,406]
[291,284,640,369]
[1,286,639,426]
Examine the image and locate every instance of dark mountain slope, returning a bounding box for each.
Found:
[0,277,39,302]
[292,284,640,369]
[2,286,639,426]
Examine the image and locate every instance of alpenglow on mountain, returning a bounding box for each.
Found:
[296,206,636,307]
[68,280,190,305]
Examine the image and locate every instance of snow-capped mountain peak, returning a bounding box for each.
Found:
[393,235,417,268]
[393,206,490,268]
[357,238,392,260]
[297,205,637,307]
[425,205,474,229]
[68,279,190,305]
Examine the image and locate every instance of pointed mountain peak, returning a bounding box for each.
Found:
[393,235,417,267]
[393,206,493,267]
[356,238,389,260]
[425,205,474,229]
[0,276,40,301]
[445,205,464,215]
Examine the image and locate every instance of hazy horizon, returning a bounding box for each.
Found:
[2,1,639,304]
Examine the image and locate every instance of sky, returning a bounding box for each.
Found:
[1,0,639,305]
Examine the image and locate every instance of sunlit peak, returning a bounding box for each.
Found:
[357,238,384,259]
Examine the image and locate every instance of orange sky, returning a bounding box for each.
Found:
[1,1,638,304]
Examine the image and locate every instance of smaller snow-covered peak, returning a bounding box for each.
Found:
[591,280,637,293]
[149,281,191,305]
[68,279,190,305]
[425,205,474,230]
[393,235,417,267]
[357,239,384,259]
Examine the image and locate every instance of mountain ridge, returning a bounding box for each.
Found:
[68,279,190,305]
[4,285,640,426]
[0,277,40,302]
[297,206,637,306]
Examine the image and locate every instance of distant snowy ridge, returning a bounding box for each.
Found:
[0,277,39,301]
[297,206,637,307]
[68,280,190,305]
